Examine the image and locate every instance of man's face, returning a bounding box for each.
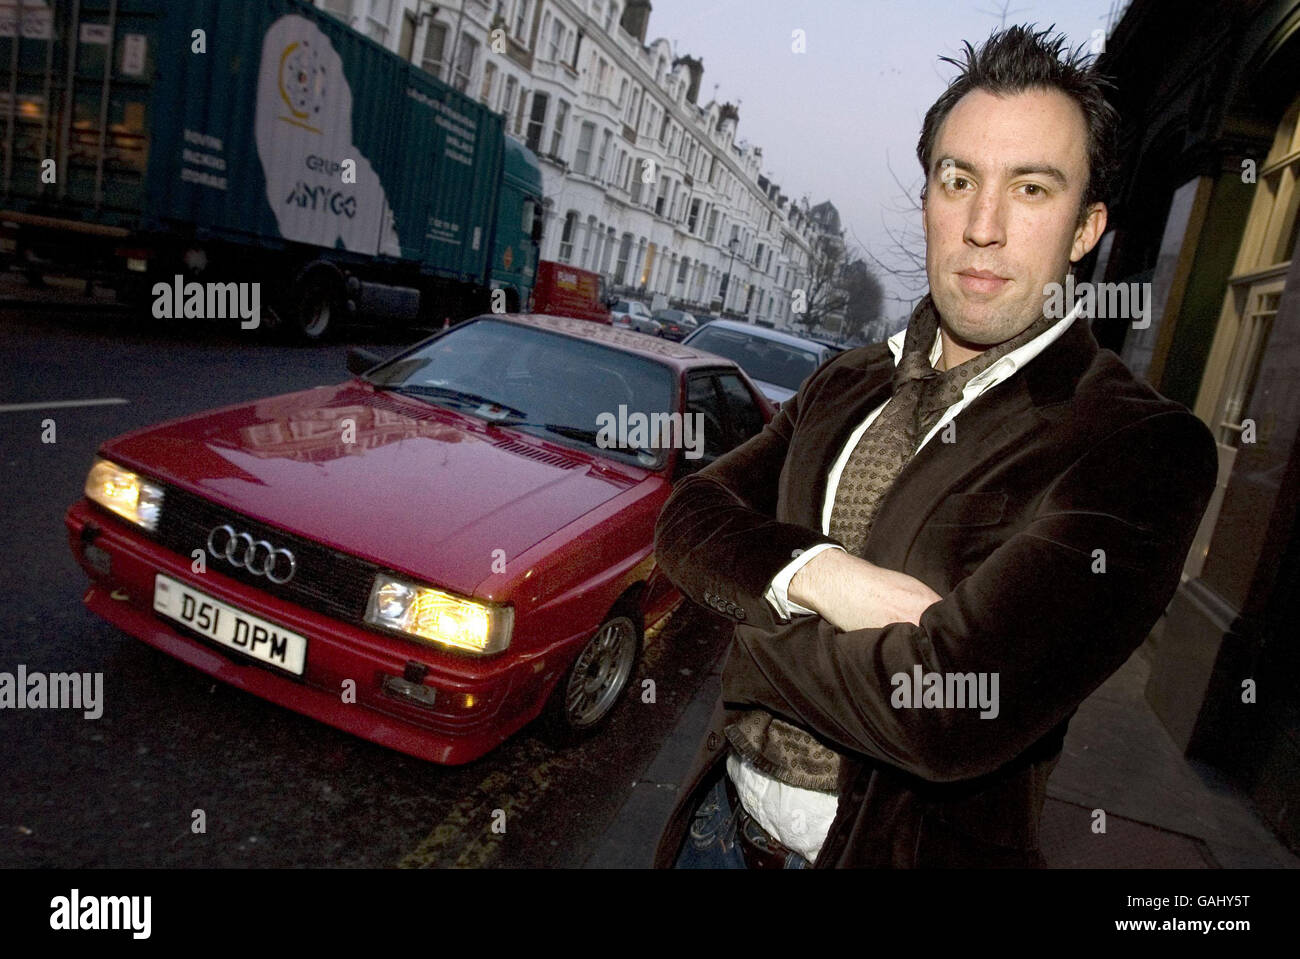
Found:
[922,86,1106,349]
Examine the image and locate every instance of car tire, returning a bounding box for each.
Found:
[539,610,642,746]
[292,271,343,342]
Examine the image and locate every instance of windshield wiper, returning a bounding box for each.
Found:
[384,384,528,419]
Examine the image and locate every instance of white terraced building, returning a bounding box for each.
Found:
[313,0,842,329]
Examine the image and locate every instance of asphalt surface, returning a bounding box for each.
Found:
[0,280,731,868]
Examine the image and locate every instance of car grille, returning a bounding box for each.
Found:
[154,485,378,624]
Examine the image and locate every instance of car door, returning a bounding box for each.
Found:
[676,369,767,478]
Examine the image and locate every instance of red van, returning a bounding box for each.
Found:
[530,261,612,324]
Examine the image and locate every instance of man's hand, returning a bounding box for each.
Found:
[788,549,942,631]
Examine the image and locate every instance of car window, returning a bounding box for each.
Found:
[687,327,819,391]
[680,373,730,474]
[717,373,765,443]
[367,320,675,467]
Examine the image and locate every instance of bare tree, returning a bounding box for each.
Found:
[839,258,885,344]
[852,151,931,311]
[794,233,850,336]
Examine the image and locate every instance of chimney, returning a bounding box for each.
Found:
[671,54,704,104]
[621,0,652,44]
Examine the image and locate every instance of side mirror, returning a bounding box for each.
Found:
[347,347,383,376]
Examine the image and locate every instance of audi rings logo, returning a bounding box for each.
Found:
[207,525,297,584]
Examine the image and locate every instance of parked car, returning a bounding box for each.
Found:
[609,299,660,335]
[682,318,839,404]
[652,309,699,341]
[66,314,775,764]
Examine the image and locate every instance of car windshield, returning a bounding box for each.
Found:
[366,319,676,467]
[687,327,819,391]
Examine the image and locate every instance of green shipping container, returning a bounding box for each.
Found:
[0,0,541,290]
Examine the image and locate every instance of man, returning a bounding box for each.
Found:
[651,25,1219,869]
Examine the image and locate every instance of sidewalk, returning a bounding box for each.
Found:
[586,641,1299,869]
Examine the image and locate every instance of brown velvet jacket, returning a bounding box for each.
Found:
[651,314,1218,868]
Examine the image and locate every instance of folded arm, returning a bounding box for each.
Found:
[727,410,1219,782]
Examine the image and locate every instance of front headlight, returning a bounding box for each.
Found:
[85,458,164,532]
[365,574,512,655]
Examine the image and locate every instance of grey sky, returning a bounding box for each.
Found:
[643,0,1122,318]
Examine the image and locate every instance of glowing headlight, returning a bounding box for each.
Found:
[365,574,512,655]
[85,458,164,532]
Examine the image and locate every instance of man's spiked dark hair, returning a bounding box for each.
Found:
[916,24,1121,224]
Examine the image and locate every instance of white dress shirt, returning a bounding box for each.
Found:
[728,301,1084,863]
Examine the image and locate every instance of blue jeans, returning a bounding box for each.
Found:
[673,773,812,869]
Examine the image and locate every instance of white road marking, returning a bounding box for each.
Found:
[0,398,129,413]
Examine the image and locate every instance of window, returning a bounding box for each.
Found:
[525,92,549,153]
[600,226,616,274]
[574,121,595,175]
[706,209,718,243]
[549,17,564,60]
[453,35,478,93]
[614,233,633,285]
[655,175,669,216]
[366,0,393,45]
[682,374,730,472]
[398,11,416,61]
[596,128,612,180]
[550,99,569,156]
[688,198,700,233]
[514,87,529,136]
[631,158,645,204]
[581,215,596,268]
[502,75,518,121]
[558,210,578,262]
[513,0,530,41]
[597,58,611,98]
[618,78,628,109]
[718,373,765,443]
[479,61,496,104]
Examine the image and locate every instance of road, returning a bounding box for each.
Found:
[0,280,730,868]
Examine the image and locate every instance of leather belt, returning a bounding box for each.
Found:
[723,771,807,869]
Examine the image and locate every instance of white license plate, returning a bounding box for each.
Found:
[153,574,307,676]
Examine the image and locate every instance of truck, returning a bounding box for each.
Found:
[0,0,543,339]
[529,260,612,325]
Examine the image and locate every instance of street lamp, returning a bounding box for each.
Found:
[721,237,738,316]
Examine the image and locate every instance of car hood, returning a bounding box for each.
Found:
[101,382,652,595]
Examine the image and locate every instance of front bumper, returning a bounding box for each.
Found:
[65,500,582,764]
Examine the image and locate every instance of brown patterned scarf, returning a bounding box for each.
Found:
[725,292,1060,792]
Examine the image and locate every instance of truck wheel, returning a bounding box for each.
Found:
[539,611,642,746]
[293,272,342,341]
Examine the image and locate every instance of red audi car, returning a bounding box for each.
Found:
[66,314,774,763]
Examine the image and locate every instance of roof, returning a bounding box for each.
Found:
[468,312,739,372]
[687,318,832,353]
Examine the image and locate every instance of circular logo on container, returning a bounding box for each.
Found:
[503,246,514,270]
[278,40,327,122]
